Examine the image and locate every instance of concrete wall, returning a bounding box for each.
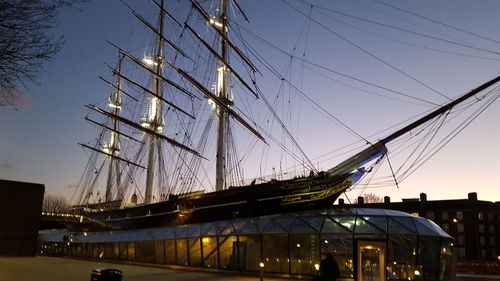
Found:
[0,179,44,256]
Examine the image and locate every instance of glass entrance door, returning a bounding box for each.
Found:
[357,241,386,281]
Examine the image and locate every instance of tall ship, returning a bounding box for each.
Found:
[70,0,500,231]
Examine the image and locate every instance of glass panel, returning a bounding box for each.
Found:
[105,243,114,259]
[393,217,417,233]
[232,221,246,233]
[219,236,238,270]
[355,217,384,233]
[127,242,135,261]
[388,217,414,234]
[322,217,350,233]
[218,222,234,235]
[301,216,324,232]
[415,219,438,236]
[417,236,440,280]
[92,243,99,258]
[290,218,316,233]
[135,241,145,262]
[275,217,296,232]
[119,242,127,260]
[262,219,287,233]
[439,240,453,280]
[76,244,82,256]
[290,234,319,275]
[358,241,386,281]
[332,216,357,232]
[387,235,418,280]
[201,223,217,236]
[262,234,289,274]
[239,220,259,234]
[154,240,165,264]
[237,235,261,271]
[188,238,202,266]
[187,225,201,237]
[321,234,353,278]
[113,243,119,259]
[363,216,387,232]
[175,226,188,238]
[258,219,270,232]
[201,237,218,268]
[176,239,188,265]
[165,239,175,264]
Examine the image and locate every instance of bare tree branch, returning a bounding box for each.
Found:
[43,193,69,213]
[0,0,86,106]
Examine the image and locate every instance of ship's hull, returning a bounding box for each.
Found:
[78,172,353,231]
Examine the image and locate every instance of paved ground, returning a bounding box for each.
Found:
[2,256,500,281]
[0,256,292,281]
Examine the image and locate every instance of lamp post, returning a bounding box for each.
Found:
[259,262,264,281]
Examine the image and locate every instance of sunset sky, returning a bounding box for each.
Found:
[1,0,499,203]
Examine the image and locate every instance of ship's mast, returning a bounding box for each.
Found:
[104,55,124,202]
[144,0,165,204]
[215,0,230,191]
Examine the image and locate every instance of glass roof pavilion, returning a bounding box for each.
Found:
[39,208,455,280]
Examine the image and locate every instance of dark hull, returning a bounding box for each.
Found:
[79,172,353,231]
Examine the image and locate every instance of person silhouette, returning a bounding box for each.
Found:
[319,252,340,281]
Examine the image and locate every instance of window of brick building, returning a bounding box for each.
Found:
[479,224,485,233]
[478,212,484,220]
[488,212,494,221]
[457,248,466,257]
[457,211,463,220]
[442,223,449,232]
[480,236,485,246]
[457,223,464,233]
[457,236,465,245]
[427,211,435,220]
[442,212,448,220]
[490,237,496,246]
[489,225,495,234]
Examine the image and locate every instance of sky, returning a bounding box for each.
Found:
[1,0,500,203]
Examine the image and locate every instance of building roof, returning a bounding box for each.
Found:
[38,208,451,243]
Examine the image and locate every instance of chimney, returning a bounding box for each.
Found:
[357,196,364,204]
[420,193,427,202]
[468,192,477,201]
[384,196,391,203]
[338,198,345,205]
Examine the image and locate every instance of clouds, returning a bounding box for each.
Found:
[0,163,14,169]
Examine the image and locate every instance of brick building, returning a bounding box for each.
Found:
[338,192,500,262]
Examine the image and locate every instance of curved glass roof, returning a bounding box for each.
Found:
[39,208,451,243]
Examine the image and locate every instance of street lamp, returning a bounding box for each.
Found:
[259,262,265,281]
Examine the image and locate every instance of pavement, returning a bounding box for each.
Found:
[2,256,500,281]
[0,256,293,281]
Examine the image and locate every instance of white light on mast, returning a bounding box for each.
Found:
[142,56,158,67]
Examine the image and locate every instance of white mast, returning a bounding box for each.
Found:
[144,0,165,204]
[104,56,124,202]
[215,0,230,191]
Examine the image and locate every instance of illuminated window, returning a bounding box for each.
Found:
[478,212,484,220]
